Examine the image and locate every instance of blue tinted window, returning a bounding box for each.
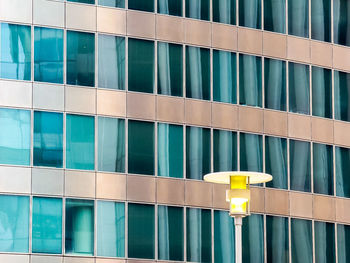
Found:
[313,143,333,195]
[158,0,182,16]
[291,218,313,263]
[129,0,154,12]
[334,0,350,47]
[315,221,335,263]
[290,139,311,192]
[311,0,331,42]
[214,210,235,263]
[289,62,310,115]
[239,0,261,29]
[213,129,237,172]
[338,224,350,263]
[242,214,264,263]
[288,0,309,38]
[334,70,350,122]
[336,146,350,198]
[99,0,124,8]
[213,0,236,25]
[68,0,95,4]
[186,0,210,21]
[240,133,263,173]
[264,0,285,33]
[312,66,332,118]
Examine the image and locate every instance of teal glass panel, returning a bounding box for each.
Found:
[128,38,154,93]
[214,210,235,263]
[312,66,332,118]
[315,221,335,263]
[334,70,350,122]
[311,0,331,42]
[289,62,310,115]
[0,195,29,253]
[65,199,94,255]
[288,0,309,38]
[242,214,264,263]
[336,146,350,198]
[313,143,333,195]
[158,42,183,97]
[158,205,184,261]
[186,46,210,100]
[186,126,211,180]
[0,108,30,166]
[264,58,286,111]
[239,54,262,107]
[291,218,312,263]
[66,114,95,170]
[34,111,63,168]
[337,224,350,263]
[213,50,237,104]
[97,201,125,257]
[266,216,289,263]
[158,123,183,178]
[290,139,311,192]
[334,0,350,46]
[0,23,31,80]
[158,0,182,16]
[68,0,95,4]
[264,0,285,33]
[128,0,154,12]
[34,27,63,84]
[98,34,125,90]
[128,203,155,259]
[32,197,62,254]
[265,136,287,189]
[186,208,211,263]
[98,117,125,173]
[239,0,261,29]
[99,0,124,8]
[213,0,236,25]
[185,0,210,21]
[128,120,154,175]
[67,31,95,87]
[213,129,237,172]
[240,133,263,173]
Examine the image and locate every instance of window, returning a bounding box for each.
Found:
[158,42,183,97]
[242,214,264,263]
[66,114,95,170]
[289,62,310,115]
[34,27,64,84]
[65,199,94,255]
[337,224,350,263]
[313,143,333,195]
[68,0,95,4]
[334,0,350,46]
[0,108,30,166]
[213,129,237,172]
[185,0,210,21]
[128,120,154,175]
[334,70,350,122]
[311,0,331,42]
[314,221,335,263]
[213,50,237,104]
[32,197,62,254]
[312,66,332,118]
[186,208,211,263]
[98,34,125,90]
[240,133,263,173]
[0,195,29,253]
[128,203,155,259]
[239,0,261,29]
[186,46,210,100]
[99,0,124,8]
[158,0,182,16]
[214,210,235,263]
[186,126,211,180]
[213,0,236,25]
[97,201,125,257]
[264,0,286,33]
[0,23,31,81]
[239,54,262,107]
[288,0,309,38]
[67,31,95,87]
[158,123,183,178]
[158,205,184,261]
[128,38,154,93]
[335,146,350,198]
[266,216,289,263]
[291,218,313,263]
[290,139,311,192]
[129,0,154,12]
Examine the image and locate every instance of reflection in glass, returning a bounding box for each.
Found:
[242,214,264,263]
[334,0,350,46]
[334,70,350,122]
[266,216,289,263]
[213,129,237,172]
[264,0,285,33]
[99,0,124,8]
[311,0,331,42]
[289,62,310,115]
[336,146,350,198]
[129,0,154,12]
[315,221,335,263]
[240,133,263,173]
[185,0,210,21]
[290,140,311,192]
[158,0,182,16]
[214,210,235,263]
[213,0,236,25]
[288,0,309,37]
[239,0,261,29]
[337,224,350,263]
[312,66,332,118]
[313,143,333,195]
[291,218,312,263]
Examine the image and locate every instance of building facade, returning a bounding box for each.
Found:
[0,0,350,262]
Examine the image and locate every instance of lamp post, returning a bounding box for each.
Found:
[204,171,272,263]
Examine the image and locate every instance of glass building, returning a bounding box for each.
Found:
[0,0,348,262]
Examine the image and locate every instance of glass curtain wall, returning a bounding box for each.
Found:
[291,218,313,263]
[313,143,333,195]
[158,0,182,16]
[334,70,350,122]
[213,0,236,25]
[239,0,261,29]
[290,140,311,192]
[312,66,332,118]
[289,62,310,115]
[288,0,309,37]
[214,210,235,263]
[240,133,263,173]
[264,0,286,33]
[185,0,210,21]
[266,216,289,263]
[213,129,237,172]
[336,146,350,198]
[242,214,264,263]
[314,221,335,263]
[311,0,331,42]
[334,0,350,46]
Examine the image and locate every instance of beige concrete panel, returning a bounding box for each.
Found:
[33,83,64,111]
[336,198,350,224]
[156,15,184,43]
[212,183,229,210]
[31,255,62,263]
[238,28,263,55]
[333,45,350,72]
[127,92,156,120]
[96,259,125,263]
[157,178,185,205]
[157,96,185,124]
[64,258,94,263]
[185,180,213,207]
[32,168,64,196]
[288,114,311,140]
[263,32,287,58]
[66,86,96,114]
[0,80,32,108]
[311,117,334,144]
[0,254,29,263]
[97,89,126,117]
[310,41,332,68]
[97,7,126,35]
[127,175,156,203]
[290,192,313,219]
[96,173,126,200]
[0,0,31,24]
[127,11,155,39]
[265,188,289,216]
[185,99,211,126]
[66,3,96,31]
[33,0,65,27]
[239,106,263,133]
[212,24,237,51]
[212,103,238,130]
[185,19,211,47]
[250,187,265,213]
[0,166,31,194]
[313,195,335,221]
[264,110,288,137]
[287,36,310,63]
[65,170,95,198]
[334,121,350,147]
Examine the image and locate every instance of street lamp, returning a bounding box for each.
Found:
[204,171,272,263]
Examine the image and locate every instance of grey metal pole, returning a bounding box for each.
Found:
[235,216,243,263]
